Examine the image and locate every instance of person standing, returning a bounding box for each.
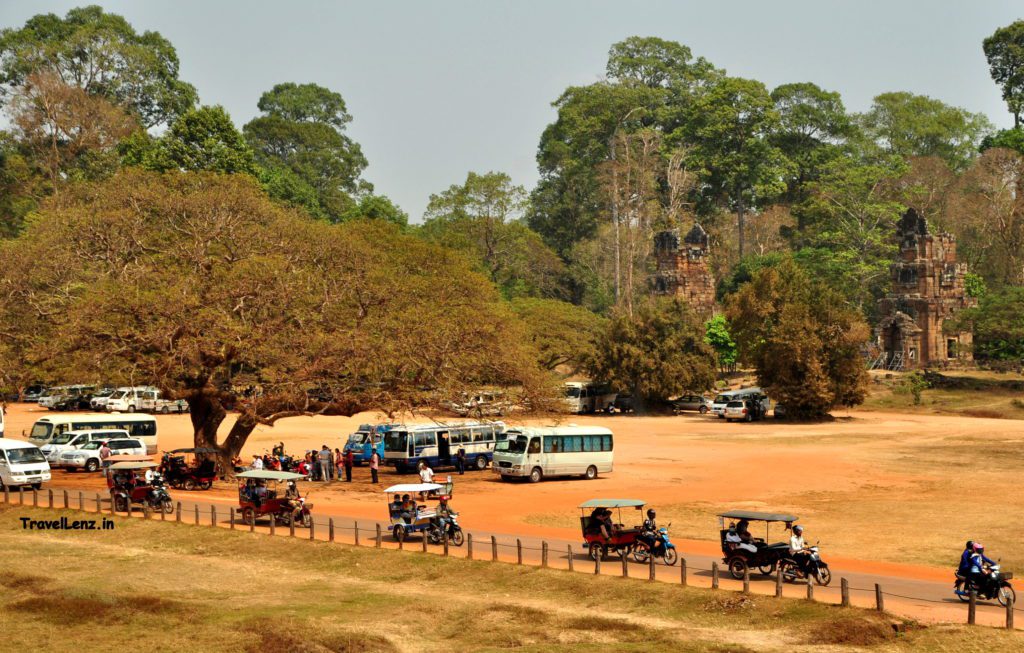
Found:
[369,449,380,484]
[99,441,112,473]
[456,447,466,475]
[344,448,354,482]
[318,445,332,482]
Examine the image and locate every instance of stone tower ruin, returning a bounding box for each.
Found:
[875,208,976,370]
[652,223,716,314]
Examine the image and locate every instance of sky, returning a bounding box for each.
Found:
[1,1,1021,221]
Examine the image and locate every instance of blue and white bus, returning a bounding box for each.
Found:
[383,421,506,473]
[342,423,396,465]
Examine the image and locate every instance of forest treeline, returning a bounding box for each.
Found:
[1,7,1023,435]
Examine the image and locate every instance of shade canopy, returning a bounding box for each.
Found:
[109,461,158,470]
[717,510,798,523]
[236,470,306,481]
[578,499,646,509]
[384,483,444,493]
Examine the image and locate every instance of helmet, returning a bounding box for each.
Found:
[793,525,803,534]
[647,509,655,519]
[973,542,985,552]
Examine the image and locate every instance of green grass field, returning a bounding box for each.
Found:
[0,506,1021,652]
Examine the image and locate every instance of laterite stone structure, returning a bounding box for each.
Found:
[652,223,716,314]
[875,208,976,370]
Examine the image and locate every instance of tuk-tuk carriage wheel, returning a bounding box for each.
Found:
[199,479,213,490]
[758,562,776,576]
[588,542,604,561]
[242,507,256,526]
[393,525,406,542]
[727,557,749,580]
[183,478,197,491]
[114,494,130,513]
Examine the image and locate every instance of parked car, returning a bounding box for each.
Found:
[58,438,146,472]
[724,399,767,423]
[447,391,511,417]
[773,403,787,419]
[607,394,634,414]
[42,429,130,466]
[672,394,711,415]
[88,387,118,411]
[0,439,50,489]
[712,388,770,418]
[22,385,46,403]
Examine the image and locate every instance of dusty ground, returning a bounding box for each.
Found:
[7,397,1023,579]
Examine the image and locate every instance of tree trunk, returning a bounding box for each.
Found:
[185,389,256,477]
[737,194,746,259]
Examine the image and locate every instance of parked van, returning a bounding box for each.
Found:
[40,429,128,465]
[27,413,158,454]
[493,426,614,483]
[104,386,158,413]
[711,388,770,419]
[0,439,51,489]
[563,382,617,414]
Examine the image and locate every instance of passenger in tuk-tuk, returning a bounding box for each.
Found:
[736,519,760,548]
[389,494,404,519]
[400,494,417,524]
[586,508,613,541]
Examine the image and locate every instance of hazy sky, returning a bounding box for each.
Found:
[1,1,1020,221]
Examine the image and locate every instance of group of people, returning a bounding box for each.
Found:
[957,540,996,589]
[388,491,456,534]
[240,442,381,483]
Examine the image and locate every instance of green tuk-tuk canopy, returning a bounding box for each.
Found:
[578,499,646,509]
[717,510,798,523]
[236,470,306,481]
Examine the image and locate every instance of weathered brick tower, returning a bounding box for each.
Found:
[652,223,716,314]
[876,208,976,370]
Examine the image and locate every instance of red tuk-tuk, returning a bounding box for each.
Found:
[579,498,645,561]
[106,458,174,514]
[161,447,218,490]
[237,470,311,527]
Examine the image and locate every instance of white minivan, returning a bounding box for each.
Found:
[0,439,51,489]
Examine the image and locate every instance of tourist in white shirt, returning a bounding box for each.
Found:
[789,525,810,573]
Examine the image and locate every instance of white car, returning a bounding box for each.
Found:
[42,429,129,465]
[59,438,146,472]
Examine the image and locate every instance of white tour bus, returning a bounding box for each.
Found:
[383,421,506,473]
[27,413,158,454]
[492,426,614,483]
[0,439,51,489]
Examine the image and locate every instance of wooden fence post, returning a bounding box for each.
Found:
[270,518,276,536]
[398,533,404,550]
[351,521,356,546]
[711,562,719,589]
[875,584,884,612]
[968,591,977,625]
[516,539,522,565]
[250,515,255,533]
[175,501,182,523]
[806,580,814,601]
[621,554,628,578]
[47,489,53,508]
[289,519,296,538]
[775,567,783,597]
[594,551,601,576]
[541,541,547,568]
[19,486,24,505]
[491,536,498,562]
[841,578,850,607]
[193,505,199,525]
[330,518,335,543]
[568,545,574,572]
[468,533,474,560]
[160,503,166,521]
[421,533,427,553]
[32,489,38,507]
[3,486,8,504]
[211,506,216,527]
[78,491,83,510]
[1007,594,1015,629]
[376,524,382,548]
[649,555,656,582]
[680,558,687,586]
[309,519,315,541]
[143,504,151,520]
[742,567,750,594]
[95,492,101,512]
[443,533,449,557]
[63,490,68,508]
[230,508,235,530]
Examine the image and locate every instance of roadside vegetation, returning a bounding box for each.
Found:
[1,505,1020,652]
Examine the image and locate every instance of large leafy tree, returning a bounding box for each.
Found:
[984,21,1024,128]
[949,287,1024,362]
[588,298,717,408]
[0,170,552,469]
[122,105,257,175]
[421,171,565,299]
[856,92,992,171]
[680,76,790,258]
[0,5,197,128]
[727,258,870,418]
[244,82,370,220]
[510,297,607,372]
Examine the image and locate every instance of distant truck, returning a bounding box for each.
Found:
[106,387,188,414]
[563,382,617,414]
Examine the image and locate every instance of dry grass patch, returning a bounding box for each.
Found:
[805,616,897,646]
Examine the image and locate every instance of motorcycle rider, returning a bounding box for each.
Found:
[284,479,302,522]
[639,509,664,556]
[435,496,456,538]
[789,525,811,575]
[955,540,974,590]
[967,542,996,591]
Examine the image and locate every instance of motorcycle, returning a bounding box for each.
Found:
[955,564,1015,606]
[780,545,832,586]
[112,473,174,514]
[428,511,465,546]
[632,525,679,565]
[283,495,314,527]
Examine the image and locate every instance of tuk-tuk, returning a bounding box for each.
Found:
[384,482,457,543]
[579,499,644,561]
[236,470,310,527]
[107,459,173,514]
[718,510,797,579]
[161,447,218,490]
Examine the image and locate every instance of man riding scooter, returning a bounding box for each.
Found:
[639,509,664,556]
[284,480,303,523]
